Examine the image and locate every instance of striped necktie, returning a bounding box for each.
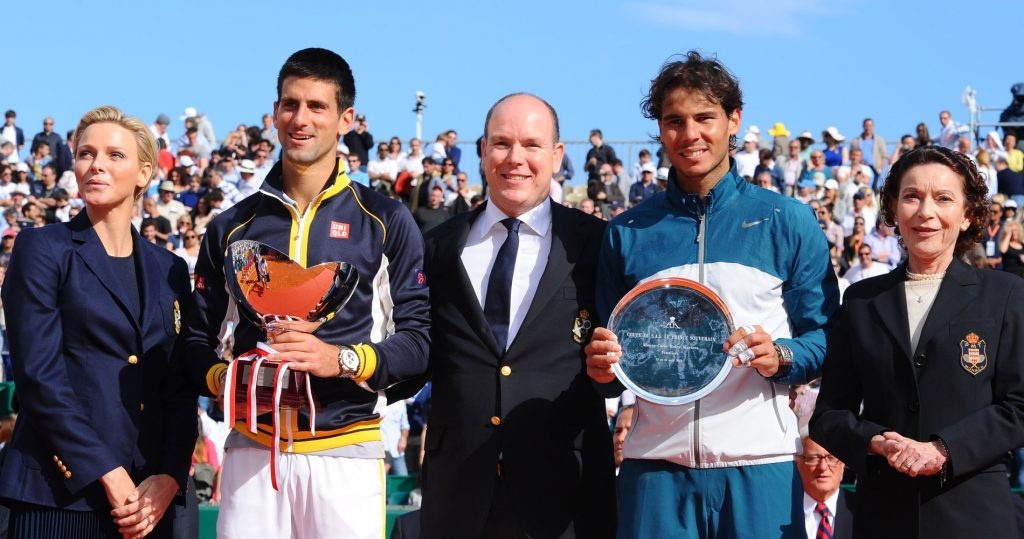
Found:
[816,502,833,539]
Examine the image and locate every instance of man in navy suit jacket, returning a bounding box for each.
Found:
[390,93,616,538]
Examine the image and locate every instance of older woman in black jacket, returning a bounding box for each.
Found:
[811,146,1024,538]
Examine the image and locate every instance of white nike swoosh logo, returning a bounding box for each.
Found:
[741,218,769,228]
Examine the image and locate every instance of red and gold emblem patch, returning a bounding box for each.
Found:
[959,332,988,376]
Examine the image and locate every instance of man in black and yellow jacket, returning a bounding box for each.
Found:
[180,48,430,539]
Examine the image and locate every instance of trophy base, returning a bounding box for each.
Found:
[227,343,320,424]
[235,361,315,415]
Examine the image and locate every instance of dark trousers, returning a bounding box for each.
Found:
[8,501,172,539]
[482,471,575,539]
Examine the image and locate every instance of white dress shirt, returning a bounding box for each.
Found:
[461,200,552,350]
[802,490,839,539]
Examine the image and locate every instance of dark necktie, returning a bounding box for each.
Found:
[815,502,833,539]
[484,218,521,352]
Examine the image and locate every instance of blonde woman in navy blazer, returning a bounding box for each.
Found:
[0,106,195,538]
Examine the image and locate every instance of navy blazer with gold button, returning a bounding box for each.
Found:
[0,212,196,512]
[389,201,617,539]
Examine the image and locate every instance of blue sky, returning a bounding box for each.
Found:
[5,0,1021,183]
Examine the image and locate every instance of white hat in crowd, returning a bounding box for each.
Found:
[823,126,846,142]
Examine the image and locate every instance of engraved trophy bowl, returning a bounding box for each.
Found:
[224,240,359,416]
[608,277,734,406]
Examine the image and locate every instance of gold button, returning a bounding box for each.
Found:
[500,365,512,376]
[490,416,501,426]
[52,455,58,463]
[64,471,71,479]
[60,465,66,472]
[127,355,138,365]
[139,403,145,412]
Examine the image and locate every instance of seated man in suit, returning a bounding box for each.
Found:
[797,435,854,539]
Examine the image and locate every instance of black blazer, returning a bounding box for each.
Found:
[811,260,1024,538]
[0,213,196,512]
[391,201,616,538]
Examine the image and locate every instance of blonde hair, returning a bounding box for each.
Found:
[72,105,157,198]
[977,149,990,167]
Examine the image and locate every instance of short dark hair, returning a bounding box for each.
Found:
[879,146,988,257]
[482,93,560,143]
[590,129,603,138]
[4,110,14,119]
[277,47,356,111]
[641,51,744,121]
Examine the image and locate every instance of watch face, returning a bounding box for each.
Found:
[342,350,360,370]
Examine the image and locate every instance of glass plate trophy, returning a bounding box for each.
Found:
[222,239,358,488]
[608,278,734,405]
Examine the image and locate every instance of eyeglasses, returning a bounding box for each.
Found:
[800,454,840,467]
[859,252,872,257]
[185,234,198,239]
[347,159,359,164]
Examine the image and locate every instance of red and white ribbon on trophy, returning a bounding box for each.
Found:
[223,342,318,490]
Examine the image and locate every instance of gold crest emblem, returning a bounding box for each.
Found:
[572,309,593,344]
[959,332,988,376]
[173,300,181,334]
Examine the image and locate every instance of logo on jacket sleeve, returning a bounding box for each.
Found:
[572,309,593,344]
[330,221,350,239]
[412,268,426,289]
[960,332,988,375]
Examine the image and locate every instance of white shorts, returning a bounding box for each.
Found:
[217,447,385,539]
